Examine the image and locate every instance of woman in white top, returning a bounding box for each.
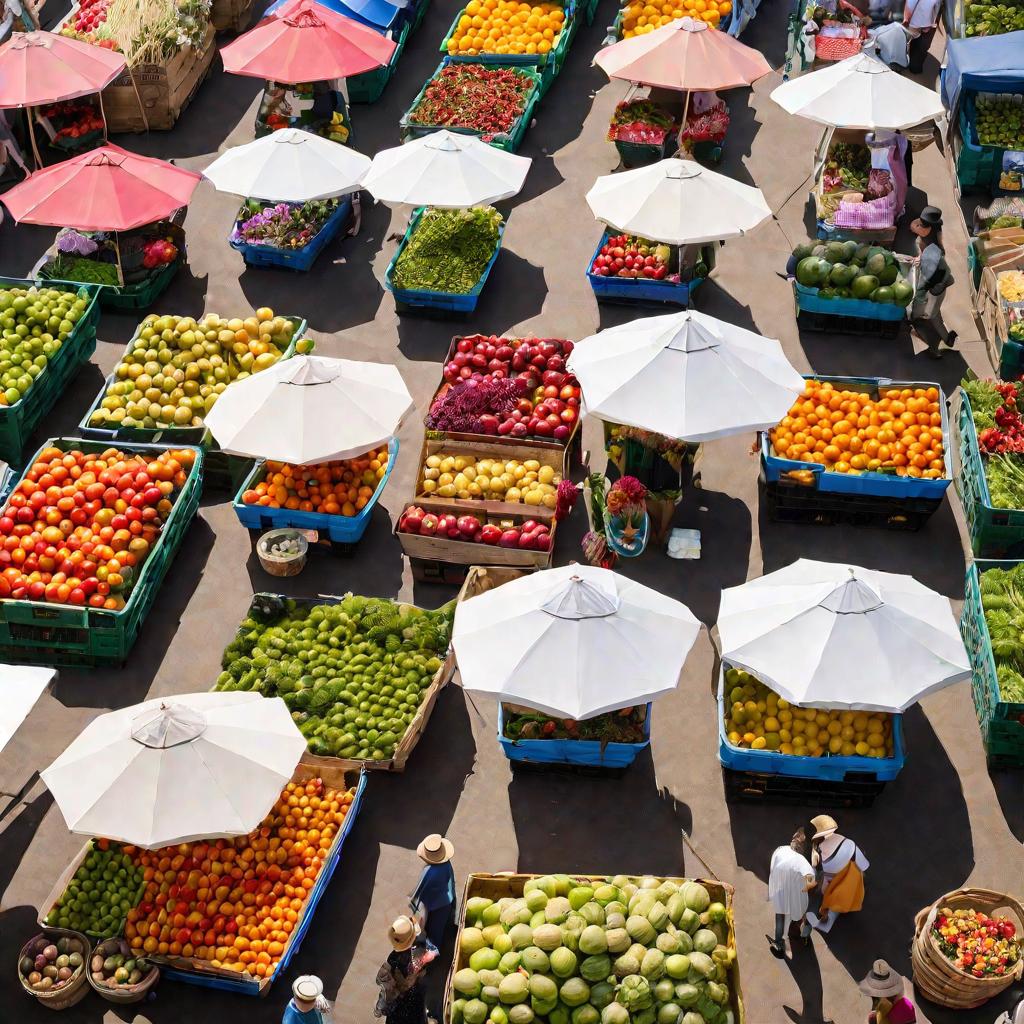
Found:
[767,827,816,958]
[805,814,870,934]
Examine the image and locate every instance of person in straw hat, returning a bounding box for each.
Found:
[374,915,437,1024]
[411,833,456,950]
[282,975,329,1024]
[859,959,927,1024]
[803,814,869,937]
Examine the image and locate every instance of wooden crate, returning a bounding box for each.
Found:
[101,23,216,132]
[413,436,564,521]
[395,501,555,571]
[211,0,257,31]
[978,253,1024,371]
[443,872,745,1024]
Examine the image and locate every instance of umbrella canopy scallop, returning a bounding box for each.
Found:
[41,692,307,849]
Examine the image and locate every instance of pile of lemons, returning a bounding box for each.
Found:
[723,667,895,759]
[447,0,565,56]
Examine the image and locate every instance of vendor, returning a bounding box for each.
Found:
[282,975,329,1024]
[410,833,455,950]
[902,0,941,74]
[910,205,957,359]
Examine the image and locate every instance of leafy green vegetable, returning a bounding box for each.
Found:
[979,563,1024,703]
[963,377,1004,432]
[985,453,1024,509]
[393,206,502,294]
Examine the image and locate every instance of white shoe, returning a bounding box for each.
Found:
[805,912,820,929]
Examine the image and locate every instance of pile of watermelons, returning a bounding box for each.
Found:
[791,240,914,306]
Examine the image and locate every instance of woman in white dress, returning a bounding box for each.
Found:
[767,827,816,958]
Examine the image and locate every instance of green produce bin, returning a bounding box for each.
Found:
[40,258,181,312]
[0,278,101,468]
[0,437,204,667]
[347,21,410,103]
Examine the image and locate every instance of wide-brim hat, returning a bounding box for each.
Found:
[389,915,420,951]
[859,960,905,999]
[810,814,838,840]
[293,975,323,1001]
[417,833,454,864]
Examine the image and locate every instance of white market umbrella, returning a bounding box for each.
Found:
[453,564,700,720]
[202,128,371,202]
[0,665,54,755]
[204,354,413,465]
[586,159,771,245]
[361,129,531,208]
[769,52,945,130]
[717,558,971,712]
[41,692,306,848]
[568,309,805,442]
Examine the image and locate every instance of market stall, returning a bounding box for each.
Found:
[0,438,202,666]
[760,375,952,529]
[445,872,745,1024]
[0,31,125,170]
[716,558,970,804]
[771,53,943,240]
[584,157,771,306]
[594,17,771,168]
[220,0,396,143]
[213,591,457,770]
[57,0,216,133]
[34,693,368,996]
[2,144,200,308]
[200,353,411,556]
[453,563,700,769]
[203,128,370,272]
[364,130,531,314]
[941,31,1024,198]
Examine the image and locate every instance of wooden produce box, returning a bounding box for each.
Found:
[211,0,257,32]
[412,436,564,521]
[978,251,1024,371]
[443,873,745,1024]
[395,502,556,572]
[102,22,216,133]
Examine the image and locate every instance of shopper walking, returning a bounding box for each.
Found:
[282,976,329,1024]
[804,815,869,935]
[910,206,957,359]
[374,916,437,1024]
[767,827,816,958]
[411,833,456,950]
[860,959,928,1023]
[902,0,941,74]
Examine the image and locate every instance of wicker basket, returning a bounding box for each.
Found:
[17,929,92,1010]
[911,888,1024,1009]
[256,529,308,577]
[86,938,159,1004]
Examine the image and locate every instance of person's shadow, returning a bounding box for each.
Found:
[782,939,834,1024]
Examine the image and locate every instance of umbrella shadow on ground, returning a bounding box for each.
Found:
[991,769,1024,844]
[31,362,106,442]
[243,504,405,599]
[509,747,692,876]
[727,703,974,979]
[742,0,792,70]
[49,513,216,708]
[715,91,759,190]
[693,274,761,332]
[0,219,51,280]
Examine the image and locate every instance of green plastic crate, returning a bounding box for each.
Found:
[0,437,204,667]
[956,95,1002,193]
[399,60,542,153]
[955,389,1024,556]
[347,21,410,103]
[77,314,307,449]
[0,278,101,467]
[410,0,431,32]
[40,258,180,312]
[979,713,1024,768]
[999,338,1024,381]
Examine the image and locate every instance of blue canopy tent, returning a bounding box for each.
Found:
[941,30,1024,113]
[265,0,409,31]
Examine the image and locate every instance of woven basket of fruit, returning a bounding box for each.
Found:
[912,888,1024,1008]
[17,930,91,1010]
[257,528,308,576]
[87,937,159,1003]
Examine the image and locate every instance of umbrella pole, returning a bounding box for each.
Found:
[128,70,150,133]
[97,89,109,143]
[676,90,691,157]
[26,108,43,170]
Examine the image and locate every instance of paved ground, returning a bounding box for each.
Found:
[1,3,1022,1024]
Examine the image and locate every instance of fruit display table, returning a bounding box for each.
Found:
[0,278,101,466]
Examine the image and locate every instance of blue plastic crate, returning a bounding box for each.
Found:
[586,231,704,306]
[230,198,353,271]
[793,280,908,322]
[385,208,505,313]
[716,670,905,783]
[497,703,651,769]
[760,375,952,501]
[232,438,398,543]
[158,766,367,994]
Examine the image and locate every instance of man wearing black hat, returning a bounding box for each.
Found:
[910,205,957,359]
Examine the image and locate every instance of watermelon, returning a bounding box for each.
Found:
[893,280,914,306]
[871,286,895,303]
[796,257,827,287]
[851,275,878,299]
[877,265,898,286]
[829,263,855,286]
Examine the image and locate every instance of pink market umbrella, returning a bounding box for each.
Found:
[0,31,126,108]
[220,0,396,83]
[594,16,772,92]
[1,144,201,230]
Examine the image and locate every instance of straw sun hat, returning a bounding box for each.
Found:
[858,960,905,999]
[292,975,324,1003]
[389,915,420,951]
[417,833,454,865]
[810,814,839,841]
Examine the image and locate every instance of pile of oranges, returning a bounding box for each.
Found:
[620,0,731,36]
[240,448,388,516]
[125,776,355,979]
[770,381,946,479]
[446,0,565,57]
